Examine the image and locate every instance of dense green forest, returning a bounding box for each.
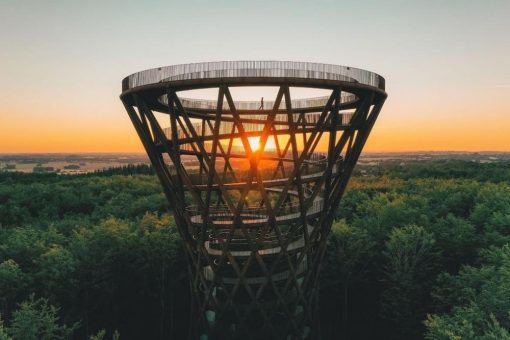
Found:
[1,160,510,339]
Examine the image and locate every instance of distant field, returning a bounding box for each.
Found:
[0,153,150,174]
[1,151,509,174]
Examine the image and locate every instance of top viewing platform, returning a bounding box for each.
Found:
[121,60,386,93]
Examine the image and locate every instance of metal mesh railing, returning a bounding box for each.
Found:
[159,93,356,110]
[122,61,385,92]
[187,198,324,225]
[162,112,354,152]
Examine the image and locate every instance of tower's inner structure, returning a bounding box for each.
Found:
[120,61,386,339]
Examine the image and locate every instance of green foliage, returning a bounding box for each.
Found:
[356,159,510,183]
[426,245,510,339]
[381,225,438,337]
[425,311,510,340]
[35,245,76,301]
[470,185,510,247]
[0,260,26,315]
[0,173,166,227]
[89,329,120,340]
[1,160,510,339]
[430,214,476,265]
[90,164,154,176]
[0,317,12,340]
[6,295,77,340]
[326,219,377,287]
[320,161,510,339]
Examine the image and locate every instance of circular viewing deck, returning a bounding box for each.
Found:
[122,60,385,92]
[120,61,386,114]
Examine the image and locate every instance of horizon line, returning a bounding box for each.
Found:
[1,150,510,155]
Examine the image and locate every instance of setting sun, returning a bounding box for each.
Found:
[247,136,277,152]
[248,136,261,151]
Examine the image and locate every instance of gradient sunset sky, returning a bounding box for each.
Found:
[1,0,509,153]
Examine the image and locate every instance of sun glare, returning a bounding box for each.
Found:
[247,136,277,152]
[248,136,261,151]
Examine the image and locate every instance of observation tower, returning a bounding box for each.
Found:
[120,61,386,339]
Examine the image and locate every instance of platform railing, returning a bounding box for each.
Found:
[123,61,385,91]
[158,93,356,110]
[161,112,355,152]
[186,197,324,224]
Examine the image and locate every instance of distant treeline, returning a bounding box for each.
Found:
[356,159,510,182]
[88,164,154,176]
[1,160,510,339]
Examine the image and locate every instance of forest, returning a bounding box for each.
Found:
[1,159,510,339]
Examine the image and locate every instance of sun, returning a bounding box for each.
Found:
[248,136,262,151]
[247,136,277,152]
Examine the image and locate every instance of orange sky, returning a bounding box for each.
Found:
[1,84,507,153]
[1,1,509,153]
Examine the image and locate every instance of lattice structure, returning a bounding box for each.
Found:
[120,61,387,339]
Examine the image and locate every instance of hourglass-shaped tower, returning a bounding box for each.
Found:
[120,61,386,339]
